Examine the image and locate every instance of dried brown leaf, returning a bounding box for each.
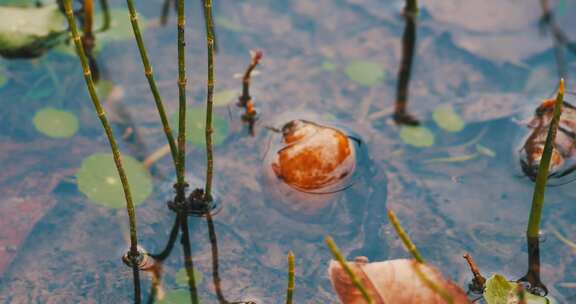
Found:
[329,258,470,304]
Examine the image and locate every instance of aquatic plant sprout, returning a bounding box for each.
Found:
[286,251,295,304]
[325,236,374,304]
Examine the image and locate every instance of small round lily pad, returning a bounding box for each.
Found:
[33,107,79,138]
[175,267,203,286]
[432,103,465,132]
[345,60,385,86]
[321,61,337,72]
[158,289,202,304]
[97,9,147,43]
[213,90,237,106]
[77,153,153,208]
[400,126,435,147]
[173,107,229,148]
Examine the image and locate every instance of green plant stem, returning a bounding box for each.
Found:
[527,78,564,238]
[406,0,418,16]
[325,236,373,304]
[175,0,187,200]
[62,1,141,302]
[125,0,178,171]
[412,262,454,304]
[286,251,295,304]
[387,209,424,263]
[201,0,216,200]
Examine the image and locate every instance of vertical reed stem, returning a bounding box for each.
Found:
[286,251,295,304]
[387,209,424,263]
[201,0,216,200]
[62,1,141,302]
[125,0,179,171]
[175,0,188,200]
[325,236,373,304]
[527,78,564,238]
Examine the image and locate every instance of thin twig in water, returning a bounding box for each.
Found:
[463,253,486,293]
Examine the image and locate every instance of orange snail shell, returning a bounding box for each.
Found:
[265,120,357,215]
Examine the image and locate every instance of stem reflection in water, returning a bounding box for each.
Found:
[518,236,548,296]
[394,0,419,126]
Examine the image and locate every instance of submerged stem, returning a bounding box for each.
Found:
[179,213,200,304]
[62,1,140,302]
[202,0,216,200]
[125,0,179,172]
[527,78,564,238]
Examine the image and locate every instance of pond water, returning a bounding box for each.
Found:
[1,0,576,303]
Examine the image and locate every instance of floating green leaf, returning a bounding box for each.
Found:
[432,103,465,132]
[97,9,147,43]
[76,153,153,208]
[484,274,514,304]
[175,268,203,286]
[33,107,79,138]
[484,274,552,304]
[400,126,435,147]
[321,61,337,72]
[158,289,201,304]
[345,60,385,86]
[0,4,66,58]
[215,16,243,32]
[173,107,229,148]
[213,89,237,106]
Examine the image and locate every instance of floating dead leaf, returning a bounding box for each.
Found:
[451,93,528,123]
[329,258,469,303]
[452,31,549,64]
